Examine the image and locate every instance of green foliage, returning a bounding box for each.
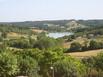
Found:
[68,40,103,52]
[0,46,101,77]
[75,25,103,38]
[39,49,63,77]
[89,40,103,50]
[94,52,103,71]
[17,55,38,77]
[0,24,33,34]
[15,49,39,77]
[8,39,31,49]
[82,52,103,77]
[54,56,86,77]
[69,42,82,52]
[67,35,76,42]
[89,40,98,50]
[0,51,18,77]
[37,32,46,40]
[8,35,63,50]
[1,32,7,38]
[33,37,60,50]
[37,48,87,77]
[0,37,3,42]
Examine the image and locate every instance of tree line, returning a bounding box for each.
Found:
[67,40,103,52]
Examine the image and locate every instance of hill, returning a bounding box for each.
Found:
[1,19,103,32]
[1,19,103,27]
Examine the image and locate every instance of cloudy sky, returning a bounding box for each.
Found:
[0,0,103,22]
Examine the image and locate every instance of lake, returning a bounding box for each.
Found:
[47,32,73,38]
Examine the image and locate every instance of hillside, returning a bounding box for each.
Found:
[1,20,103,32]
[1,19,103,27]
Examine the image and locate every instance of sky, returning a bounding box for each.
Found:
[0,0,103,22]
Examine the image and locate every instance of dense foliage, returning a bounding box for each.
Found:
[0,24,33,34]
[68,40,103,52]
[0,48,87,77]
[0,51,18,77]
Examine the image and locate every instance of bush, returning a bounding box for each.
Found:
[89,40,103,50]
[8,39,31,49]
[16,49,39,77]
[33,37,58,50]
[0,52,18,77]
[69,42,82,52]
[54,56,86,77]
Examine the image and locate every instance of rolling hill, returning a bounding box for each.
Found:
[1,19,103,32]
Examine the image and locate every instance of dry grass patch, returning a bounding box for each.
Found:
[65,49,103,58]
[31,29,47,33]
[7,32,27,39]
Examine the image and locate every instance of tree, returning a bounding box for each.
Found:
[0,52,18,77]
[54,56,86,77]
[69,42,82,52]
[95,52,103,70]
[82,57,96,77]
[39,49,63,77]
[1,32,7,38]
[82,52,103,77]
[16,50,39,77]
[8,39,31,49]
[82,41,89,51]
[89,40,101,50]
[33,37,57,50]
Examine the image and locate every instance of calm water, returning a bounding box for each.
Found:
[47,32,73,38]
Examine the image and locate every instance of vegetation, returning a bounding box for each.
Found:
[0,47,87,77]
[67,40,103,52]
[0,51,18,77]
[2,20,103,31]
[69,42,82,52]
[0,20,103,77]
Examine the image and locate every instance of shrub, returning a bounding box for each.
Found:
[69,42,82,52]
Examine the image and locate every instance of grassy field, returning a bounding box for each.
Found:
[31,29,47,33]
[7,32,37,40]
[65,49,103,58]
[7,32,26,39]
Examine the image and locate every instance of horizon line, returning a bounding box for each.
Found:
[0,18,103,23]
